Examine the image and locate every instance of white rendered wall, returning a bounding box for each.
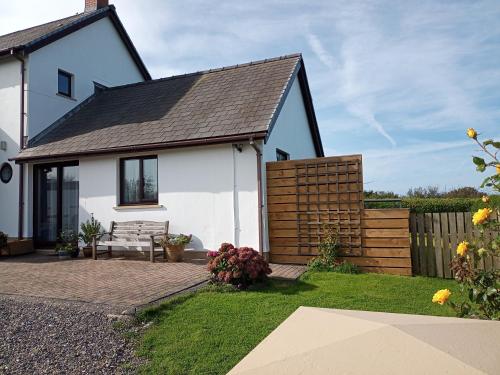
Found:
[78,144,259,251]
[27,17,144,139]
[261,77,319,252]
[0,57,22,237]
[262,78,317,163]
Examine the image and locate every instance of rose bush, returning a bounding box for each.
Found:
[207,243,272,288]
[433,129,499,320]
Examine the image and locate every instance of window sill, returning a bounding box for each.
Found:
[56,93,77,101]
[113,204,163,210]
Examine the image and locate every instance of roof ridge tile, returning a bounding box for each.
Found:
[105,53,302,92]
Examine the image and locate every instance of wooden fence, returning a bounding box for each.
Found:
[361,209,411,275]
[410,211,500,278]
[266,155,412,275]
[267,155,363,261]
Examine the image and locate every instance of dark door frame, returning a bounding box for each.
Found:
[33,161,79,248]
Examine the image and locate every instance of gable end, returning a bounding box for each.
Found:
[3,6,150,81]
[265,58,324,157]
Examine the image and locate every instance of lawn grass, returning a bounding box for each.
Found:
[136,272,459,375]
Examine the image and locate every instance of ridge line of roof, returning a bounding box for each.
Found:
[23,6,111,50]
[104,53,302,92]
[0,12,85,40]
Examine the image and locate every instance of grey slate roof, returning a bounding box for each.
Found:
[16,54,322,161]
[0,12,95,54]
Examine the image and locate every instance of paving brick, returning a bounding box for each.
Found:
[0,255,208,310]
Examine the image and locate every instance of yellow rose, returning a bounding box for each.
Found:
[497,164,500,175]
[432,289,451,305]
[472,208,492,225]
[456,241,469,256]
[482,195,490,203]
[466,128,477,139]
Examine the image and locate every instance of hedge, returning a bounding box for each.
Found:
[365,196,500,213]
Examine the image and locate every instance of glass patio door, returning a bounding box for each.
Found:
[34,163,79,246]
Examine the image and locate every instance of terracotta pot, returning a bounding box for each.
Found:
[83,246,93,258]
[166,244,185,262]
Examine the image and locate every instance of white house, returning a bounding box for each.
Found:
[0,0,149,240]
[2,1,323,256]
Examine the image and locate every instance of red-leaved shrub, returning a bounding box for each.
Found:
[207,243,272,288]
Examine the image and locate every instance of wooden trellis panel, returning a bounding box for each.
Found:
[267,155,364,260]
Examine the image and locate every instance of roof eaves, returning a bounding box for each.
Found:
[263,55,324,157]
[264,54,302,141]
[13,131,268,163]
[106,6,151,81]
[297,62,324,157]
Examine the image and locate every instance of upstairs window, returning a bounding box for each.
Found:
[58,69,73,97]
[276,148,290,161]
[120,156,158,205]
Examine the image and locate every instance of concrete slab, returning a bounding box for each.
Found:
[229,307,500,375]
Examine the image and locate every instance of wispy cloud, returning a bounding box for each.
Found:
[307,31,397,145]
[1,0,499,193]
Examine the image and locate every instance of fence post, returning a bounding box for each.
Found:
[424,213,435,277]
[409,213,419,275]
[432,213,444,278]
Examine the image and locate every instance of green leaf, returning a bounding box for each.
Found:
[492,141,500,149]
[473,156,486,166]
[476,164,486,172]
[483,139,494,146]
[486,287,497,296]
[480,176,491,188]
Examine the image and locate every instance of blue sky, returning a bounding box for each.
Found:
[1,0,499,194]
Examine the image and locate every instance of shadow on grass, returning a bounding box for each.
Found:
[137,277,318,323]
[137,292,198,323]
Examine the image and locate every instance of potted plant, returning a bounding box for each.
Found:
[0,231,8,256]
[79,214,104,258]
[56,230,79,259]
[159,234,192,262]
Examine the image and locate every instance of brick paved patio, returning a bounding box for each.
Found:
[0,254,306,313]
[0,255,209,312]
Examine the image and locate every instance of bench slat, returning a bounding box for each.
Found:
[97,240,162,248]
[94,220,169,262]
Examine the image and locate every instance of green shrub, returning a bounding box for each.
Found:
[0,231,7,249]
[333,261,360,274]
[307,224,340,271]
[366,196,500,213]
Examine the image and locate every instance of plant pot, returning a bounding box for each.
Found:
[82,246,93,258]
[58,251,71,260]
[166,244,185,262]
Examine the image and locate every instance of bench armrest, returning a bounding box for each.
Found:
[150,233,167,238]
[92,232,112,241]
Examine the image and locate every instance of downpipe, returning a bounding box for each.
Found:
[12,50,25,239]
[249,138,264,256]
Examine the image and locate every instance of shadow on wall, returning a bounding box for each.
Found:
[0,128,19,236]
[0,128,18,164]
[29,74,203,147]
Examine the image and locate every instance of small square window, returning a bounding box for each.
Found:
[276,148,290,161]
[58,70,73,97]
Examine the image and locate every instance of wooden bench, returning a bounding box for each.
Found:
[92,220,169,262]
